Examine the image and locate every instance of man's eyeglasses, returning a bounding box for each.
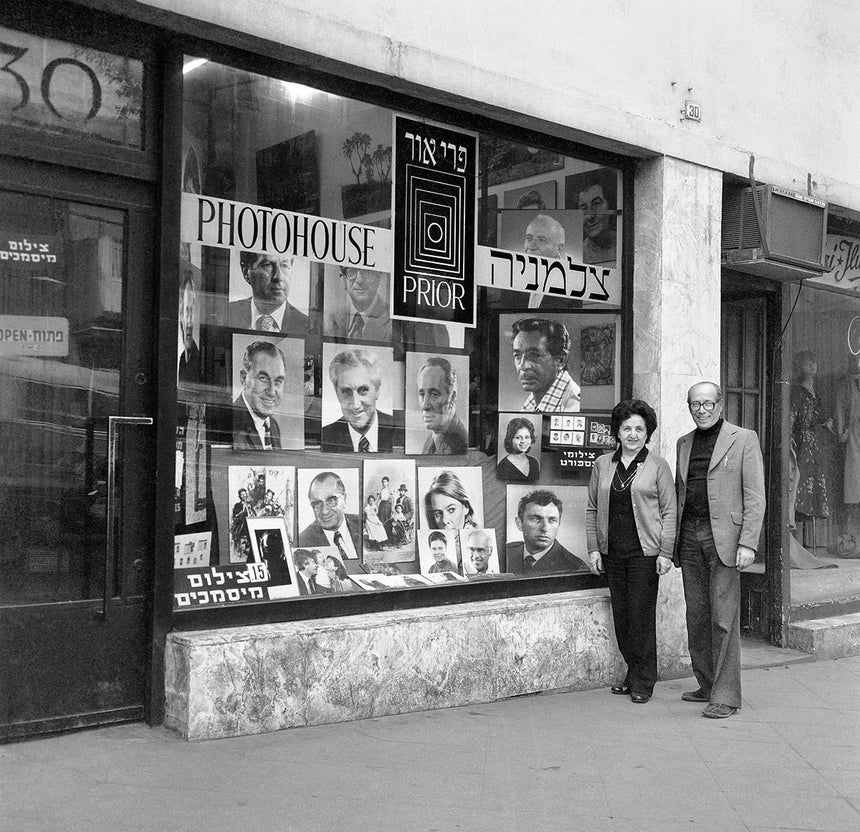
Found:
[688,400,718,412]
[310,496,341,512]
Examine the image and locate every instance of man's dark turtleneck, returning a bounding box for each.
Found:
[682,418,724,521]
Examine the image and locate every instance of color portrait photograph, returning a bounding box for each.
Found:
[417,466,484,531]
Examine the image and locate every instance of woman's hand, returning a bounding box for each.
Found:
[588,551,603,575]
[656,555,673,576]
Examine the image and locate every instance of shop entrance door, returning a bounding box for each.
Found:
[0,159,156,739]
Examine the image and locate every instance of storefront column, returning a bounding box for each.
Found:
[632,155,722,676]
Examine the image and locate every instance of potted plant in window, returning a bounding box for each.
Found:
[341,132,392,219]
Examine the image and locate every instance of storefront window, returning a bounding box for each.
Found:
[174,57,626,609]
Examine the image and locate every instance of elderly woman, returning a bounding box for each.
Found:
[424,470,478,530]
[586,399,676,704]
[497,417,540,482]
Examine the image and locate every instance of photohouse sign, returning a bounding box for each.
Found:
[392,116,477,327]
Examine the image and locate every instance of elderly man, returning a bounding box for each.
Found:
[465,529,494,575]
[510,317,580,412]
[298,471,362,561]
[524,213,572,311]
[228,251,308,334]
[505,489,588,574]
[427,530,457,573]
[417,356,468,454]
[322,348,393,453]
[675,381,765,719]
[178,268,201,384]
[233,341,286,450]
[325,267,391,341]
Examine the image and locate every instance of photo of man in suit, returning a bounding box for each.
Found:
[293,548,330,595]
[506,489,589,574]
[321,348,393,453]
[416,356,468,455]
[675,381,765,719]
[510,317,580,412]
[298,471,362,561]
[178,267,201,384]
[233,341,286,450]
[229,251,308,335]
[324,267,391,341]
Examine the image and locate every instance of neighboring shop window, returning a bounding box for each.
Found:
[787,211,860,577]
[173,57,625,609]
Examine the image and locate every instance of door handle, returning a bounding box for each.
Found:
[101,416,154,620]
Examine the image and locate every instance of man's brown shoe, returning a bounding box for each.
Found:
[702,703,736,719]
[681,689,709,702]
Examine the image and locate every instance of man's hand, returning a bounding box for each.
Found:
[736,545,755,571]
[656,555,673,576]
[588,551,603,575]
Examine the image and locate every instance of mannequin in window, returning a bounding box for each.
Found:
[790,351,830,520]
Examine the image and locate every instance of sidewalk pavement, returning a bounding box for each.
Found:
[1,641,858,832]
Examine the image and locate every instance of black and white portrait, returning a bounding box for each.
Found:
[460,528,500,576]
[405,352,470,455]
[417,466,484,531]
[416,528,460,575]
[296,468,362,561]
[323,264,392,342]
[564,167,619,267]
[496,413,542,482]
[362,458,417,564]
[246,516,298,597]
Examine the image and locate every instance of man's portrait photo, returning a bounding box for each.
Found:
[405,352,470,455]
[320,344,395,453]
[497,315,581,413]
[362,458,416,564]
[297,468,362,561]
[227,249,310,335]
[230,334,304,450]
[505,180,556,210]
[246,516,299,597]
[504,485,589,575]
[323,265,392,342]
[460,528,500,576]
[416,528,459,576]
[291,548,332,596]
[565,167,619,267]
[177,265,201,386]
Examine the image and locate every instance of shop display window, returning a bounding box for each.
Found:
[173,57,626,609]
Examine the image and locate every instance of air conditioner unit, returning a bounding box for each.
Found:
[721,184,828,280]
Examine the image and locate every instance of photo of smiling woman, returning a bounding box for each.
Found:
[417,467,484,531]
[497,414,541,482]
[585,399,677,705]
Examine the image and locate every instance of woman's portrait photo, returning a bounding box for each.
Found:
[496,414,541,482]
[416,528,460,576]
[417,466,484,531]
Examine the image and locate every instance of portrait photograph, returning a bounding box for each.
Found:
[416,528,460,575]
[288,546,358,596]
[404,351,470,455]
[227,464,295,564]
[504,484,590,576]
[320,343,396,453]
[362,458,416,564]
[504,180,557,210]
[323,263,392,343]
[459,528,500,576]
[177,261,202,389]
[564,166,619,267]
[227,248,311,336]
[246,516,299,596]
[498,208,583,264]
[417,466,484,531]
[296,467,362,561]
[497,312,621,413]
[496,413,542,482]
[231,333,304,451]
[182,402,207,525]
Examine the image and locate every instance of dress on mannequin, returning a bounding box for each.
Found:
[790,353,830,518]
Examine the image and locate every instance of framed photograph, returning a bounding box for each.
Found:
[320,343,395,453]
[564,167,619,267]
[497,312,622,413]
[296,468,362,560]
[504,180,557,210]
[322,264,393,343]
[362,458,417,564]
[246,516,298,596]
[177,260,202,388]
[231,334,305,451]
[504,485,590,576]
[459,528,500,576]
[581,324,616,386]
[496,413,542,482]
[405,351,470,455]
[226,249,311,336]
[417,528,460,575]
[417,466,484,531]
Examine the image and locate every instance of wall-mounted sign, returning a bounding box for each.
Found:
[0,315,69,357]
[807,234,860,291]
[0,26,142,148]
[392,116,477,327]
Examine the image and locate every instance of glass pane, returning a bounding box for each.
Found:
[723,307,742,388]
[743,308,762,388]
[0,191,124,605]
